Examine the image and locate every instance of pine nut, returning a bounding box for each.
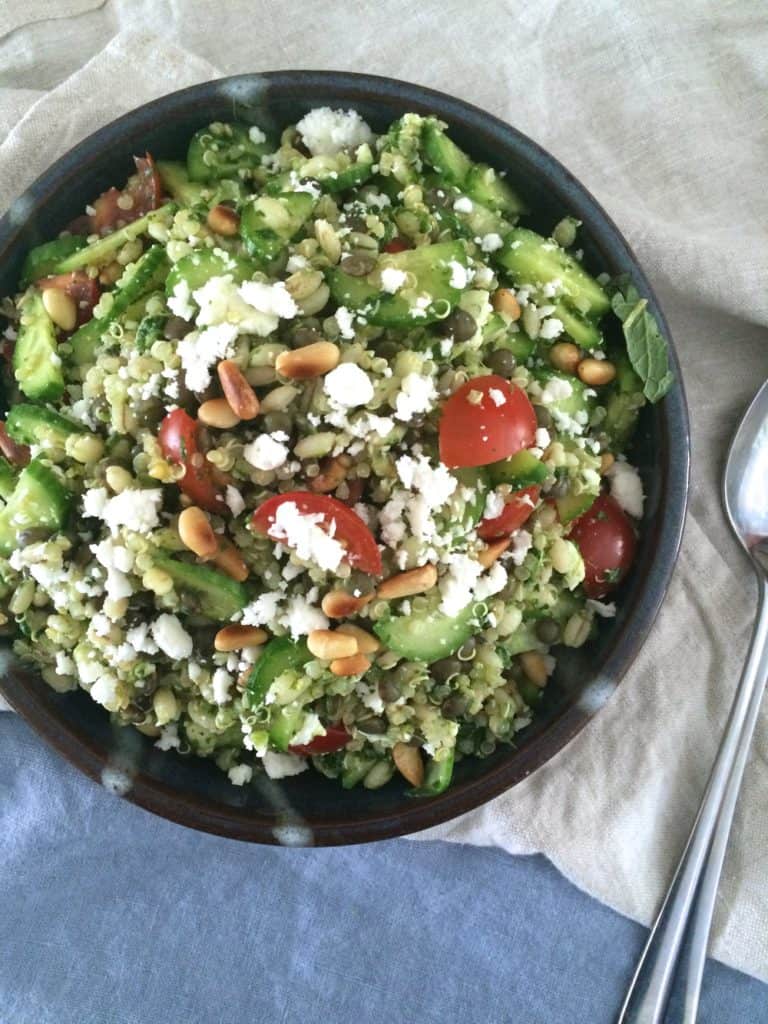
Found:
[520,650,551,688]
[41,286,77,331]
[307,629,359,661]
[377,564,438,601]
[600,452,615,474]
[577,358,616,386]
[178,506,219,559]
[198,397,241,429]
[214,625,268,652]
[392,742,424,787]
[336,623,380,655]
[330,652,371,677]
[477,537,511,569]
[212,540,249,582]
[275,341,340,379]
[321,590,373,619]
[311,454,351,493]
[217,360,260,420]
[491,288,521,320]
[206,204,240,236]
[549,341,581,375]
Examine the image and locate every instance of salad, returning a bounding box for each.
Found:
[0,108,672,794]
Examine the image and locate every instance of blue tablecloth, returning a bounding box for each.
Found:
[1,715,765,1024]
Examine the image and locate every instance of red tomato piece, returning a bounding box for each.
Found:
[382,237,410,253]
[477,485,540,540]
[91,153,162,234]
[38,272,100,326]
[439,375,537,468]
[252,491,383,577]
[568,493,637,598]
[158,409,226,513]
[289,724,351,756]
[0,422,30,467]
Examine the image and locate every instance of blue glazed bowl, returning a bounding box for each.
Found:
[0,72,689,845]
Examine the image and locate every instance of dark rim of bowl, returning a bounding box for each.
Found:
[0,71,690,846]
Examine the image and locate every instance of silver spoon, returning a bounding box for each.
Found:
[618,379,768,1024]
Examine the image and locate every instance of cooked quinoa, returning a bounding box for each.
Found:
[0,108,670,793]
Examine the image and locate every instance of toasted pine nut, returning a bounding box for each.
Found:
[307,629,358,661]
[520,650,551,688]
[178,506,219,559]
[214,624,268,652]
[217,360,260,420]
[600,452,615,475]
[41,287,77,331]
[321,590,373,619]
[311,454,351,493]
[377,564,438,601]
[577,358,616,386]
[206,204,240,236]
[393,742,424,787]
[491,288,521,320]
[275,341,340,380]
[212,540,249,582]
[477,537,511,569]
[549,341,581,375]
[98,261,123,286]
[198,397,241,429]
[330,652,371,677]
[336,623,380,655]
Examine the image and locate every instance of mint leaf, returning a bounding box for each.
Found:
[608,278,673,403]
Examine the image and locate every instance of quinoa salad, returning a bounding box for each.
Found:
[0,108,672,794]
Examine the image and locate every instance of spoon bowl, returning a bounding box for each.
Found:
[724,379,768,560]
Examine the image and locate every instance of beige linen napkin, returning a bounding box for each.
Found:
[1,5,766,981]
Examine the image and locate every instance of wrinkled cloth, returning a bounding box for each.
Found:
[0,0,766,983]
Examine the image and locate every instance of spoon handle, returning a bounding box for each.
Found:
[617,574,768,1024]
[681,576,768,1022]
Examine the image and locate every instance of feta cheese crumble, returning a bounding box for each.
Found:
[268,500,346,572]
[324,363,374,408]
[243,432,290,471]
[453,196,473,213]
[296,107,373,156]
[608,459,645,518]
[393,372,437,421]
[380,267,407,293]
[151,614,193,661]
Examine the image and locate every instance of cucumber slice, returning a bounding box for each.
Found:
[165,249,257,296]
[552,303,604,350]
[498,228,610,319]
[603,391,645,450]
[0,458,71,556]
[556,490,597,525]
[239,193,314,262]
[245,636,310,709]
[155,160,206,206]
[298,152,374,193]
[499,621,545,657]
[410,751,455,797]
[269,705,304,752]
[6,404,87,448]
[135,314,167,353]
[374,602,479,664]
[70,244,169,365]
[52,204,175,274]
[487,450,548,488]
[464,164,526,217]
[327,240,468,328]
[421,120,473,184]
[20,236,87,287]
[187,122,272,182]
[153,555,250,620]
[0,457,17,500]
[13,291,63,401]
[452,466,489,530]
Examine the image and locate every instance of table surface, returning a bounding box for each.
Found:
[2,715,766,1024]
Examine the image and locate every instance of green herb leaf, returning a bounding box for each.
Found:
[608,277,673,403]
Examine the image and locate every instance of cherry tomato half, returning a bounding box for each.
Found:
[38,272,100,326]
[0,421,30,467]
[568,493,637,598]
[252,492,383,577]
[158,408,226,513]
[289,724,351,756]
[439,375,537,469]
[477,485,540,540]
